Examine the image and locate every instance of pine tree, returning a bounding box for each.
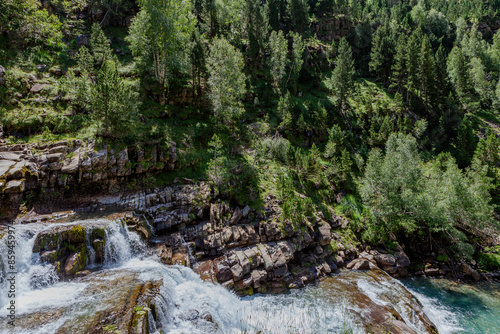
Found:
[268,30,289,95]
[418,35,437,112]
[266,0,287,32]
[288,31,304,94]
[434,44,452,111]
[369,22,395,86]
[207,37,246,126]
[330,37,355,112]
[390,36,408,96]
[89,23,112,66]
[92,60,137,137]
[447,46,471,98]
[245,0,268,68]
[406,29,423,103]
[287,0,309,34]
[190,29,206,98]
[454,115,478,168]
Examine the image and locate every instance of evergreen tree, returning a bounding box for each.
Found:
[190,29,206,98]
[454,115,478,168]
[266,0,287,32]
[245,0,268,68]
[92,60,137,137]
[89,23,112,66]
[369,22,395,86]
[288,31,305,94]
[418,35,437,111]
[268,30,289,95]
[434,44,452,110]
[390,36,408,96]
[469,57,491,103]
[406,29,423,103]
[287,0,309,34]
[447,46,472,98]
[207,37,246,126]
[126,0,195,104]
[330,37,355,112]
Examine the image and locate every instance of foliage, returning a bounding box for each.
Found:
[127,0,195,99]
[92,60,138,137]
[206,37,246,126]
[360,133,493,257]
[329,37,355,111]
[268,30,288,95]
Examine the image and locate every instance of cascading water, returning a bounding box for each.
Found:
[0,224,59,310]
[0,217,481,334]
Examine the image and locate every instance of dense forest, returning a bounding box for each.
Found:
[1,0,500,270]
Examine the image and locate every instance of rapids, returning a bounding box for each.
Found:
[0,217,496,333]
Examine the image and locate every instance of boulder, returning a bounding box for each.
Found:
[318,223,331,245]
[424,268,440,277]
[241,205,251,218]
[30,83,49,93]
[230,207,243,225]
[64,252,86,276]
[374,253,397,267]
[4,179,25,193]
[461,262,481,281]
[347,259,371,271]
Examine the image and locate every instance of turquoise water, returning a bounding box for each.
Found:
[403,278,500,334]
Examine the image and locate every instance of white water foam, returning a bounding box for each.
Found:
[404,285,464,334]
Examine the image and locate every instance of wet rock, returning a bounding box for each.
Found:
[231,263,245,281]
[374,252,397,267]
[40,250,58,263]
[424,268,440,277]
[347,259,371,271]
[251,269,268,288]
[214,259,233,283]
[64,252,86,276]
[75,270,91,277]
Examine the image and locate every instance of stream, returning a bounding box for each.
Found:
[0,217,498,334]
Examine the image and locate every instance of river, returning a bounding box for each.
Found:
[0,218,498,333]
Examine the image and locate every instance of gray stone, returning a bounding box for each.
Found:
[241,205,251,218]
[347,259,370,271]
[30,83,49,93]
[46,153,64,163]
[230,264,244,281]
[4,179,25,193]
[318,223,332,245]
[91,149,108,169]
[0,160,16,178]
[235,250,251,275]
[230,207,243,225]
[461,262,481,281]
[61,154,80,174]
[374,253,397,267]
[257,244,274,271]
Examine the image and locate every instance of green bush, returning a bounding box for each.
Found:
[477,252,500,271]
[261,137,291,163]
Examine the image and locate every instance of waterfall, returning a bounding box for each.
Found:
[0,217,472,334]
[0,224,59,310]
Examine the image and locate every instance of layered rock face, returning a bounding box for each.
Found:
[0,140,177,217]
[86,183,412,295]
